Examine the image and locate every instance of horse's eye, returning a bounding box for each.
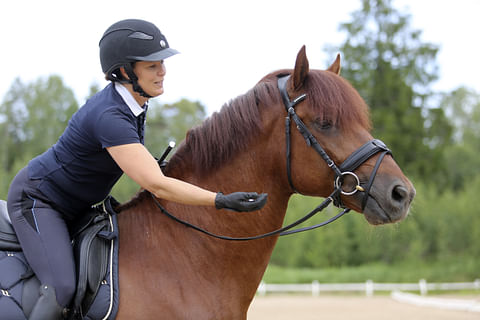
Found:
[313,119,333,131]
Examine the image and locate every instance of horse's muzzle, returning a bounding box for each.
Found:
[362,178,415,225]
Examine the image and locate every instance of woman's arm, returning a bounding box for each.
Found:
[106,143,267,211]
[107,143,216,206]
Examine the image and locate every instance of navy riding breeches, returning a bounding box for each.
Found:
[7,167,76,307]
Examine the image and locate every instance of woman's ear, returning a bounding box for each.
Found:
[119,67,130,80]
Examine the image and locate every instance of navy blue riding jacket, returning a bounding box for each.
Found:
[28,83,147,218]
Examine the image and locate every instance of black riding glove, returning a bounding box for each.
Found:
[215,192,268,212]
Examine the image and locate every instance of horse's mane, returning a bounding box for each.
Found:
[165,71,370,179]
[165,76,279,178]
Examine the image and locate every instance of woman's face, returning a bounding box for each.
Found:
[134,60,166,98]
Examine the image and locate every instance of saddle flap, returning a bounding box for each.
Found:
[73,216,111,313]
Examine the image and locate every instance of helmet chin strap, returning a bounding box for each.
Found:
[123,63,153,98]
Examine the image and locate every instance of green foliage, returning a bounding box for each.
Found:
[440,87,480,190]
[144,98,206,153]
[0,76,78,168]
[264,256,480,283]
[269,177,480,280]
[0,75,78,197]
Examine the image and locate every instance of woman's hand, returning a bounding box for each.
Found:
[215,192,268,212]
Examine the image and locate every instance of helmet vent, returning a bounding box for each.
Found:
[128,31,153,40]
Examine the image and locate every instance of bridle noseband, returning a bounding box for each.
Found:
[150,75,392,241]
[279,75,391,211]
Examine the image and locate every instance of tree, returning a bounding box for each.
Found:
[326,0,452,182]
[86,82,101,100]
[143,98,206,155]
[440,87,480,190]
[0,76,78,197]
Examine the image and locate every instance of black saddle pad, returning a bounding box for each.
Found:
[0,197,120,320]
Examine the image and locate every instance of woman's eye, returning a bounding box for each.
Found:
[149,61,164,70]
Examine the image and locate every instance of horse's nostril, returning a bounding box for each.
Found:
[392,185,408,202]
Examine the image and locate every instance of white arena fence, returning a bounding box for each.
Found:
[391,291,480,312]
[257,279,480,297]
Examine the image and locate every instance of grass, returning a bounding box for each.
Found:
[262,258,480,284]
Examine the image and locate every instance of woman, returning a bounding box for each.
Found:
[7,19,267,320]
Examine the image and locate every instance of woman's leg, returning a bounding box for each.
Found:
[7,168,76,317]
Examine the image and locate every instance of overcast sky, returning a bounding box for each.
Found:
[1,0,478,114]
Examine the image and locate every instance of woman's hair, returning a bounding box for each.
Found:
[105,67,127,82]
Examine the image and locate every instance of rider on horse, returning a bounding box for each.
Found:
[6,19,267,320]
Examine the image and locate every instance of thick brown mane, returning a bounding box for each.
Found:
[166,70,371,178]
[166,79,280,177]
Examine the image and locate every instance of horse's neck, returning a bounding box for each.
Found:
[168,139,291,219]
[117,132,293,316]
[164,142,290,281]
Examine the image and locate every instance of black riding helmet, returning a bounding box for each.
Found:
[99,19,179,97]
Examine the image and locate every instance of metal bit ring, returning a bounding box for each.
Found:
[334,171,362,196]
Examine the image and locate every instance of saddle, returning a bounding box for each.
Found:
[0,201,40,319]
[0,197,120,320]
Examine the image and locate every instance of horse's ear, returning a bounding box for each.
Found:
[292,45,309,91]
[327,53,341,75]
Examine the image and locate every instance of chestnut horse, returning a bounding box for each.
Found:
[115,46,415,319]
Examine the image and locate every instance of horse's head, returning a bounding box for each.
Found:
[266,46,415,225]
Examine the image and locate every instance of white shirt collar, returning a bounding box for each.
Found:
[114,82,146,116]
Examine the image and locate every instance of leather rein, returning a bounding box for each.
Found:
[150,75,391,241]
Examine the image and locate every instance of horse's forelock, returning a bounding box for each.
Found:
[305,71,371,132]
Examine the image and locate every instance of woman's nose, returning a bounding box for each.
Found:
[158,64,166,76]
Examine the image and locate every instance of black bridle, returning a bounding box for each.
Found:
[151,75,391,241]
[278,75,392,210]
